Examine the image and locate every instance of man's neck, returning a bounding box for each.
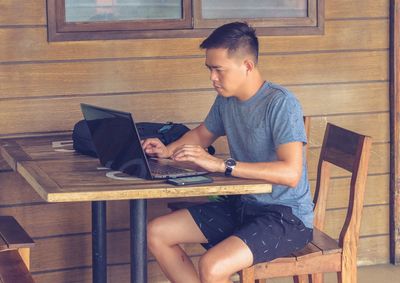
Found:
[236,72,265,101]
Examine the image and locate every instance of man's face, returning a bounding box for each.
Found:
[205,48,248,98]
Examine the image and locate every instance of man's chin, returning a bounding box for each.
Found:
[217,91,233,98]
[215,88,228,96]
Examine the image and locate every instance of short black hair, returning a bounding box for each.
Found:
[200,22,259,63]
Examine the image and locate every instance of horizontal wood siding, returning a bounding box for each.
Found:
[0,0,390,282]
[0,52,388,100]
[0,20,388,62]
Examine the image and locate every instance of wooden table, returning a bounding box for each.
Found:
[0,134,272,283]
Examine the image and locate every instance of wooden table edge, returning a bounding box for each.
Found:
[44,183,272,202]
[16,161,56,202]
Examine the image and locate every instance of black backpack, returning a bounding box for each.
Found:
[72,120,215,158]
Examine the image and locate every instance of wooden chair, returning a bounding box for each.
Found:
[239,123,372,283]
[0,216,35,283]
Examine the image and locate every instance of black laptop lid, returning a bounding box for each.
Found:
[80,103,152,179]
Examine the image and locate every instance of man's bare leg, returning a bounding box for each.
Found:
[147,209,208,283]
[198,235,253,283]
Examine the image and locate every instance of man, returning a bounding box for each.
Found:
[142,22,313,283]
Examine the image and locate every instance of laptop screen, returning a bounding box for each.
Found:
[80,103,152,179]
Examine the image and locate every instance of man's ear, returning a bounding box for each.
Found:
[243,58,256,73]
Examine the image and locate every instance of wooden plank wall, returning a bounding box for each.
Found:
[0,0,390,282]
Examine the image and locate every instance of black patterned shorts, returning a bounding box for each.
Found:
[187,196,313,264]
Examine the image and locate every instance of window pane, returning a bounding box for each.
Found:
[202,0,307,19]
[65,0,183,22]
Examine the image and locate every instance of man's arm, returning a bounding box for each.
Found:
[173,140,303,188]
[145,123,303,188]
[166,123,216,154]
[226,142,303,188]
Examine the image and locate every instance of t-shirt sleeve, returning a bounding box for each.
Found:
[204,96,225,137]
[269,93,307,149]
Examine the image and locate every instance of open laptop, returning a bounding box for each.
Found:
[80,103,208,180]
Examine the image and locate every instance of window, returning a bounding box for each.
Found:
[47,0,324,41]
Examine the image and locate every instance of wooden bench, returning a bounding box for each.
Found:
[0,216,35,283]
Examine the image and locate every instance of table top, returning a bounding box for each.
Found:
[0,135,272,203]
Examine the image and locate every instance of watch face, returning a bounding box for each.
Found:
[225,158,236,167]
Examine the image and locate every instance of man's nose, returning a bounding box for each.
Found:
[210,70,218,81]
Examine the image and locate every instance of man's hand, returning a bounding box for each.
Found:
[141,138,172,159]
[171,144,225,173]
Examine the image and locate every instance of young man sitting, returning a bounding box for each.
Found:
[142,22,314,283]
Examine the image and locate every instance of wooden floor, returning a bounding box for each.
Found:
[267,264,400,283]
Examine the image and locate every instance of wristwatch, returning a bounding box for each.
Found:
[224,158,237,176]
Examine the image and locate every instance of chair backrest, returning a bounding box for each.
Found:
[312,123,372,250]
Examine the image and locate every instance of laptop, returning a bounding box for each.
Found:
[80,103,208,179]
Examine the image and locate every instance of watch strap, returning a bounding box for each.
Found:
[224,158,236,176]
[225,166,233,176]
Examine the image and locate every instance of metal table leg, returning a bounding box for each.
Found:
[130,199,147,283]
[92,201,107,283]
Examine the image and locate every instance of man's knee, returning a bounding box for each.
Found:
[147,217,166,251]
[198,253,229,283]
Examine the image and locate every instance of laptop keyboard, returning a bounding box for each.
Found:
[148,160,189,175]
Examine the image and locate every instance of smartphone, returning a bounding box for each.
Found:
[166,175,213,186]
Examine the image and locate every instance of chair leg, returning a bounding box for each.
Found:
[338,259,357,283]
[239,267,255,283]
[337,270,356,283]
[310,273,323,283]
[337,272,342,283]
[294,274,309,283]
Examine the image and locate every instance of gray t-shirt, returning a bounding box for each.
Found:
[204,82,314,228]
